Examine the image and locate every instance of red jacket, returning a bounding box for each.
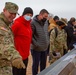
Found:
[11,16,32,60]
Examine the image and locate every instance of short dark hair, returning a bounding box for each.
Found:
[53,16,59,21]
[70,17,75,23]
[39,9,49,14]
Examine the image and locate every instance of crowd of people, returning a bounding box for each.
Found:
[0,2,76,75]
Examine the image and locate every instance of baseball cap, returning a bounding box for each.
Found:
[5,2,19,14]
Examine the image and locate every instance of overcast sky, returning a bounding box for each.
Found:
[0,0,76,20]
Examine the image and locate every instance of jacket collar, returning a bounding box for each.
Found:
[0,12,11,26]
[15,16,31,26]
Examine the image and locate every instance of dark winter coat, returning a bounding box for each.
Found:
[64,22,76,50]
[11,16,32,60]
[31,15,49,51]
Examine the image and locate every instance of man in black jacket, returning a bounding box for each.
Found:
[64,17,76,50]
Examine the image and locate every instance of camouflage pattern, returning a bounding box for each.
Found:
[0,67,12,75]
[49,26,67,64]
[0,13,21,74]
[5,2,18,13]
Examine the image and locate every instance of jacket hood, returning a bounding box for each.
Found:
[33,15,41,23]
[50,19,57,25]
[68,21,73,27]
[33,15,47,26]
[0,12,11,25]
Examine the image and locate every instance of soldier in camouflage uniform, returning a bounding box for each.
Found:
[0,2,25,75]
[49,19,67,64]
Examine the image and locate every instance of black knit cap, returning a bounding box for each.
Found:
[22,7,33,16]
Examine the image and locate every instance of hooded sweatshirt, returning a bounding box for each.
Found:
[11,16,32,60]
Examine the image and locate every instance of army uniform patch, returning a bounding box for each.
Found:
[0,26,8,32]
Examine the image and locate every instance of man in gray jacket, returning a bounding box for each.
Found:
[31,9,49,75]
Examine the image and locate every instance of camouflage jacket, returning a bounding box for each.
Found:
[0,12,21,67]
[50,26,67,56]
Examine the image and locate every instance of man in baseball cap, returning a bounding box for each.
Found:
[0,2,25,75]
[1,2,19,23]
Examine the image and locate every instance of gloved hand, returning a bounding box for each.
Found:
[12,58,26,69]
[49,52,57,64]
[49,51,61,59]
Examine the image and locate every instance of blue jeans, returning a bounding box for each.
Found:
[31,50,47,75]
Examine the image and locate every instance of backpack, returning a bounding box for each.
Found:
[49,27,58,38]
[49,27,67,55]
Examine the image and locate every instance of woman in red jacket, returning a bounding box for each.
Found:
[11,7,33,75]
